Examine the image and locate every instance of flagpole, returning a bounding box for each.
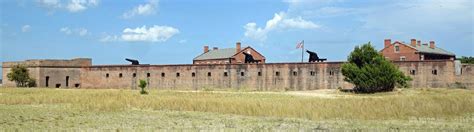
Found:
[301,40,304,62]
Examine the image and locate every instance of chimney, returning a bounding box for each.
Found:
[417,40,421,46]
[429,41,435,49]
[213,47,218,50]
[410,39,417,47]
[384,39,391,48]
[204,46,209,53]
[236,42,241,53]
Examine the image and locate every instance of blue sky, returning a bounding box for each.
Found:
[1,0,473,78]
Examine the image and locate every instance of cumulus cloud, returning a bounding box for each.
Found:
[21,25,31,32]
[37,0,99,13]
[100,25,179,43]
[37,0,61,9]
[66,0,99,12]
[60,27,88,36]
[60,27,72,34]
[122,0,159,19]
[78,28,88,36]
[244,12,319,41]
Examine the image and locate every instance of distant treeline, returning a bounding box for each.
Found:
[458,56,474,64]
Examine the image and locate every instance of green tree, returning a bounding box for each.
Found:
[341,42,411,93]
[457,56,474,64]
[7,65,36,87]
[139,79,148,95]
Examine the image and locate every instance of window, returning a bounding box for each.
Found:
[293,71,297,76]
[176,73,180,77]
[420,55,425,60]
[310,71,316,76]
[208,72,211,77]
[275,71,280,76]
[192,72,196,77]
[132,73,136,78]
[400,56,406,61]
[240,72,245,76]
[224,72,228,77]
[432,69,438,75]
[106,73,109,78]
[119,73,123,78]
[329,71,334,76]
[258,72,262,76]
[161,73,165,77]
[410,70,416,75]
[147,73,151,77]
[394,45,400,53]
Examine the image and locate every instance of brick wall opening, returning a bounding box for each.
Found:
[45,76,49,87]
[66,76,69,87]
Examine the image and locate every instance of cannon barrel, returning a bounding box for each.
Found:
[125,58,139,65]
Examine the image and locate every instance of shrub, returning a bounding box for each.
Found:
[341,42,411,93]
[7,65,35,87]
[138,79,148,95]
[27,78,37,88]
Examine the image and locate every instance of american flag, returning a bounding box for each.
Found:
[296,40,304,49]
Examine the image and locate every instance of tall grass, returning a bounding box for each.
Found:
[0,88,472,121]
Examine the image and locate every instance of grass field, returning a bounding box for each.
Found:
[0,88,473,130]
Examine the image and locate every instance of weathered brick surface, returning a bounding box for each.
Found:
[2,59,473,90]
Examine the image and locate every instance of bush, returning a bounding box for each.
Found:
[341,42,411,93]
[138,79,148,95]
[27,78,37,87]
[7,65,36,87]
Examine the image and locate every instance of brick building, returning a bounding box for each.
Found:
[380,39,455,61]
[193,42,265,64]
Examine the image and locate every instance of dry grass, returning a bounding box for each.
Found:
[0,88,472,121]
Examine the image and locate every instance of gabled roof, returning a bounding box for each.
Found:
[193,46,266,61]
[193,48,237,60]
[385,41,455,56]
[231,47,266,59]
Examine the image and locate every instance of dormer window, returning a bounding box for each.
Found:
[394,44,400,53]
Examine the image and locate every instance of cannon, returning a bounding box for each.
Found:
[242,52,261,64]
[306,50,327,62]
[125,58,139,65]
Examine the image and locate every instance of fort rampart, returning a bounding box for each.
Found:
[2,59,473,90]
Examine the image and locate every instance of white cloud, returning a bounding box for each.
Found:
[21,25,31,32]
[78,28,88,36]
[60,27,72,34]
[122,0,159,19]
[66,0,99,12]
[37,0,61,9]
[60,27,89,36]
[244,12,319,41]
[100,25,179,43]
[37,0,99,13]
[99,35,119,42]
